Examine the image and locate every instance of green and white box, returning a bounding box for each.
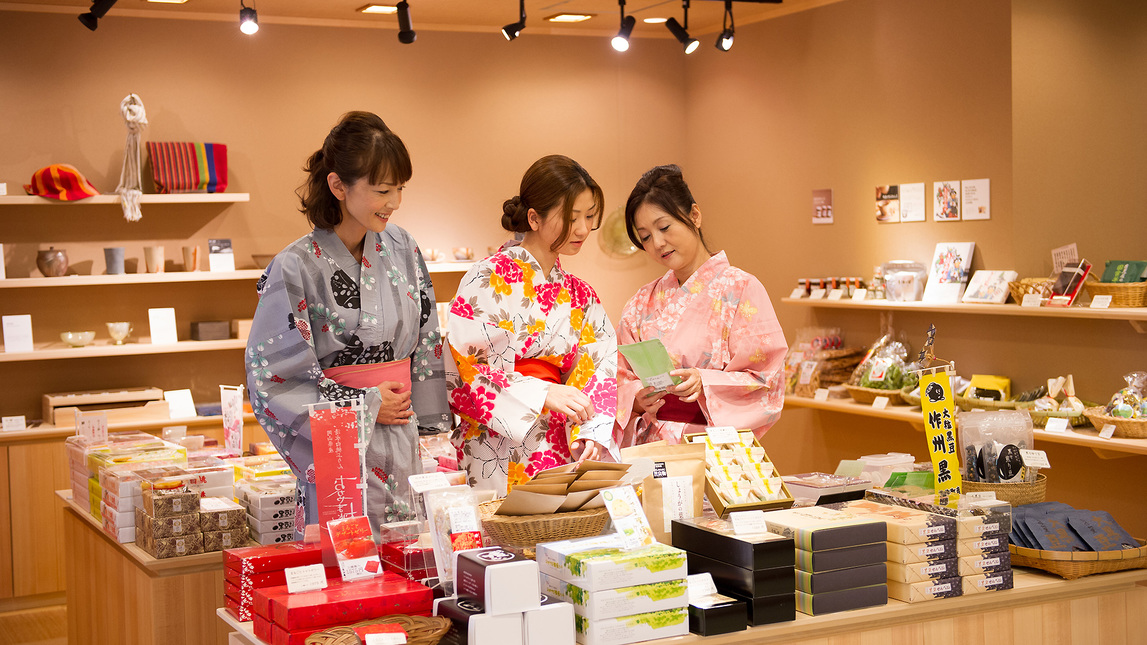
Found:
[573,607,689,645]
[540,573,688,620]
[536,535,688,592]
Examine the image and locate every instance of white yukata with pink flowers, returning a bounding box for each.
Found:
[614,251,787,447]
[446,245,618,496]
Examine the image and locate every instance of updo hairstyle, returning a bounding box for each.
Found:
[502,155,604,251]
[298,111,413,229]
[624,164,708,251]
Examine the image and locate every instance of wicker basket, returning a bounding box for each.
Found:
[1014,400,1093,428]
[305,615,452,645]
[1083,281,1147,308]
[1009,538,1147,580]
[845,384,906,405]
[955,394,1017,412]
[478,499,610,549]
[1007,277,1055,304]
[963,473,1046,506]
[900,385,921,407]
[1082,406,1147,439]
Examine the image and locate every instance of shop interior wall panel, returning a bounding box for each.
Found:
[8,439,68,596]
[0,445,11,599]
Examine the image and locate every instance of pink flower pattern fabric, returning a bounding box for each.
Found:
[614,251,787,446]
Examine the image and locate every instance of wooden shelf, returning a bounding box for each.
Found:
[425,261,473,274]
[0,270,264,289]
[0,413,257,445]
[0,338,247,363]
[0,193,250,206]
[784,395,1147,458]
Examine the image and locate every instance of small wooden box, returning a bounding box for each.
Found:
[191,321,231,341]
[43,386,166,426]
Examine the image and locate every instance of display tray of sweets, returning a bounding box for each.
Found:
[237,478,296,510]
[795,543,887,572]
[685,431,794,516]
[722,589,796,626]
[782,473,871,504]
[87,446,188,477]
[223,540,324,574]
[535,535,688,592]
[540,573,688,620]
[886,577,962,603]
[686,552,794,598]
[886,558,959,584]
[573,606,689,645]
[1008,537,1147,580]
[962,570,1015,593]
[264,571,433,631]
[823,500,957,544]
[134,507,200,539]
[794,584,887,615]
[761,506,887,551]
[794,562,887,594]
[864,489,1013,537]
[670,516,795,571]
[100,464,186,497]
[959,553,1011,575]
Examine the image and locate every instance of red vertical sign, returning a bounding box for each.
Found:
[310,406,364,566]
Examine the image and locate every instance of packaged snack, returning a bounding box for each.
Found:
[141,487,199,517]
[619,442,705,544]
[423,486,484,595]
[199,497,246,531]
[135,507,200,538]
[203,528,249,552]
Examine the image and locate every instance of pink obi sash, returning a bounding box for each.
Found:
[323,357,411,393]
[657,394,707,425]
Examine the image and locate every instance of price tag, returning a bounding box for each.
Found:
[872,396,890,410]
[827,289,844,300]
[2,415,26,431]
[1090,295,1112,309]
[1020,449,1051,469]
[74,411,108,443]
[706,426,740,446]
[448,507,480,534]
[408,472,451,494]
[789,287,806,299]
[285,563,329,594]
[366,633,408,645]
[1044,417,1069,434]
[1021,293,1042,307]
[1099,424,1116,440]
[851,288,868,301]
[687,573,719,603]
[814,388,830,402]
[645,373,675,390]
[729,510,769,535]
[965,491,997,502]
[809,288,827,299]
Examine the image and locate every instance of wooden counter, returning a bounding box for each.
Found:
[217,566,1147,645]
[59,490,231,645]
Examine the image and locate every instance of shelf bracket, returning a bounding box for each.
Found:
[1130,320,1145,334]
[1091,447,1138,460]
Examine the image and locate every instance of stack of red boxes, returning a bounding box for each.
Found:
[222,542,325,622]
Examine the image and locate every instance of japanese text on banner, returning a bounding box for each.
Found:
[919,370,963,507]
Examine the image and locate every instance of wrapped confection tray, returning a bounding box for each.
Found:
[900,385,921,407]
[1083,406,1147,439]
[1083,281,1147,307]
[955,394,1016,412]
[845,384,906,405]
[303,615,451,645]
[963,473,1047,507]
[478,498,610,549]
[1014,400,1095,428]
[1009,538,1147,580]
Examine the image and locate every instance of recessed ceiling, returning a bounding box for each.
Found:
[12,0,843,36]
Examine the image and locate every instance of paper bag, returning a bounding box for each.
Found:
[620,442,706,544]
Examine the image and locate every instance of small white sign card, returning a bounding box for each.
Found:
[814,388,830,402]
[872,396,890,410]
[851,288,868,301]
[74,410,108,443]
[900,182,926,222]
[1044,417,1070,433]
[366,634,407,645]
[729,510,769,535]
[408,472,451,494]
[2,314,34,353]
[687,573,719,603]
[1021,293,1043,308]
[164,389,198,419]
[961,178,991,221]
[1020,449,1051,469]
[1099,424,1116,440]
[827,289,844,300]
[208,238,236,272]
[809,288,827,300]
[2,416,27,431]
[220,385,245,452]
[789,287,806,299]
[148,307,178,344]
[934,180,961,221]
[285,563,329,594]
[1090,295,1112,309]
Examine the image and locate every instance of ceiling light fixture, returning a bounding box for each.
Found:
[502,0,526,41]
[642,17,668,24]
[78,0,117,31]
[715,0,735,51]
[358,4,398,14]
[545,13,593,23]
[146,0,188,4]
[396,1,416,43]
[239,0,258,34]
[611,1,636,52]
[665,1,698,54]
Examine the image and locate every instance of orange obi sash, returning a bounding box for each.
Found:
[657,394,707,425]
[514,358,562,384]
[322,357,411,393]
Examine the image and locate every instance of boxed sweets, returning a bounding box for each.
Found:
[685,431,794,516]
[957,534,1009,557]
[961,570,1014,594]
[885,559,958,584]
[864,489,1012,538]
[525,593,576,645]
[687,590,746,636]
[252,615,324,645]
[794,584,887,616]
[782,473,871,505]
[138,531,204,559]
[266,571,433,631]
[203,528,248,552]
[670,516,795,571]
[134,507,200,539]
[434,596,525,645]
[198,497,246,531]
[795,543,887,572]
[248,514,295,534]
[539,574,688,621]
[223,540,324,575]
[721,589,795,626]
[886,577,962,603]
[959,553,1011,575]
[794,562,886,594]
[885,539,960,565]
[761,506,887,551]
[251,528,296,545]
[573,607,689,645]
[224,593,254,622]
[454,547,540,616]
[141,486,199,517]
[825,500,956,544]
[685,552,793,599]
[535,535,688,592]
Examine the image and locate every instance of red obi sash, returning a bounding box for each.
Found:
[514,358,562,384]
[322,357,412,393]
[657,394,708,425]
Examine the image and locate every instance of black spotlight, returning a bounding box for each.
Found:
[397,1,416,44]
[502,0,526,41]
[239,0,259,35]
[78,0,117,31]
[665,17,699,54]
[715,0,734,51]
[611,0,635,52]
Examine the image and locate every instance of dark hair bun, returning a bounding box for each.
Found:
[501,195,530,233]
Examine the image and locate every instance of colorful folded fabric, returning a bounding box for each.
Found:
[147,141,228,193]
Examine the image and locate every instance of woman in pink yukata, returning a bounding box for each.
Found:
[614,165,787,447]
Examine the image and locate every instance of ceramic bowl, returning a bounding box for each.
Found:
[61,331,96,347]
[452,247,474,261]
[252,254,276,269]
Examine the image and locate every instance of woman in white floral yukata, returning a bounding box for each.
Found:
[614,165,787,447]
[246,112,450,535]
[446,155,618,495]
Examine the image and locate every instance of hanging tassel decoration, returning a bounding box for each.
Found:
[115,94,148,222]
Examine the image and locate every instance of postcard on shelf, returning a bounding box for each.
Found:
[812,189,833,225]
[148,307,178,344]
[164,388,198,419]
[933,181,961,221]
[961,179,990,221]
[1047,259,1092,307]
[618,339,680,391]
[875,185,899,224]
[961,270,1018,304]
[922,242,975,303]
[208,238,236,272]
[899,183,926,222]
[1050,243,1078,274]
[2,314,33,353]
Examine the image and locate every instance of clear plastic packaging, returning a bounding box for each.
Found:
[958,410,1034,483]
[882,260,928,301]
[423,485,484,595]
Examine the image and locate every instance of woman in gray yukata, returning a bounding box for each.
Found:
[245,111,451,536]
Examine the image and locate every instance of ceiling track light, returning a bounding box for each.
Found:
[502,0,526,41]
[665,1,699,54]
[78,0,117,31]
[397,0,416,44]
[239,0,258,34]
[715,0,735,51]
[611,0,635,52]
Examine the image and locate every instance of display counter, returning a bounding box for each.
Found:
[215,563,1147,645]
[58,490,231,645]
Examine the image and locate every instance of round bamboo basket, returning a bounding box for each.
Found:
[1083,281,1147,307]
[1083,406,1147,439]
[1010,538,1147,580]
[305,615,452,645]
[963,473,1046,506]
[845,384,907,405]
[1015,401,1093,428]
[900,385,921,407]
[1007,277,1055,303]
[478,499,610,549]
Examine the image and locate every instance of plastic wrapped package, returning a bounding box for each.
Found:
[423,485,484,595]
[958,411,1033,483]
[882,260,927,302]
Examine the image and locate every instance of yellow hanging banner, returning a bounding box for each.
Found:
[919,369,962,508]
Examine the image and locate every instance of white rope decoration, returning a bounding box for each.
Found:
[115,94,148,222]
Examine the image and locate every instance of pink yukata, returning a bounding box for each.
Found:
[614,251,787,447]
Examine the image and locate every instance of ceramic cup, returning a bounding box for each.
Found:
[106,322,132,345]
[104,247,125,275]
[144,246,165,273]
[452,247,474,261]
[182,245,200,271]
[422,247,442,263]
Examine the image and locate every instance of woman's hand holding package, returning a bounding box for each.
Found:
[570,438,602,462]
[544,384,595,423]
[633,385,668,415]
[668,368,703,402]
[376,381,415,425]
